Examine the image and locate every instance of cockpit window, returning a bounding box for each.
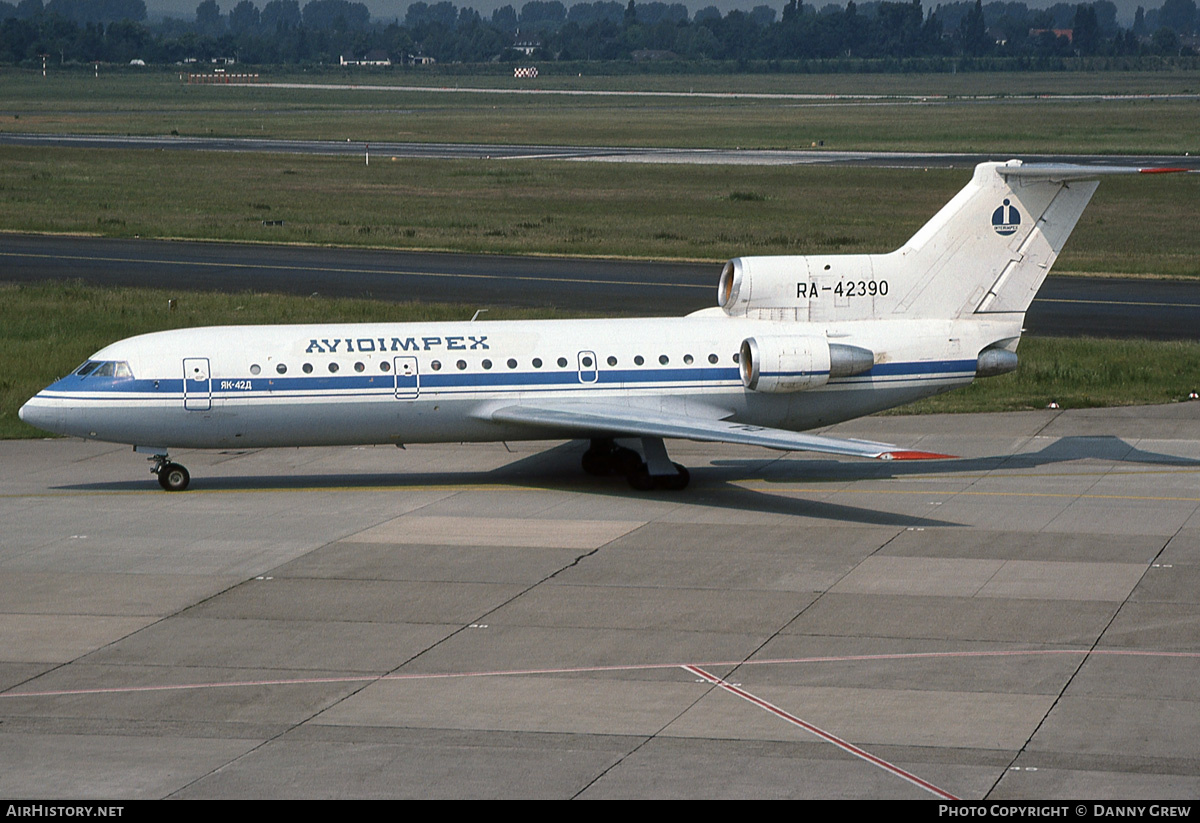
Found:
[76,360,133,379]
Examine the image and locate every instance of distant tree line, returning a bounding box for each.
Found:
[1,0,1196,66]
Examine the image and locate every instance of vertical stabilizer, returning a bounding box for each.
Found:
[716,162,1187,324]
[886,160,1097,320]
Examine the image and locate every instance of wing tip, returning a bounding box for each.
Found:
[878,450,956,461]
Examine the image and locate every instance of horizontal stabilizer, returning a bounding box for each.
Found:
[997,164,1195,182]
[482,402,954,461]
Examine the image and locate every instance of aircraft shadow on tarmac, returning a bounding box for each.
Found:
[716,434,1200,481]
[54,436,1197,528]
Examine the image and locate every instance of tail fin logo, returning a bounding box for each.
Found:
[991,199,1021,236]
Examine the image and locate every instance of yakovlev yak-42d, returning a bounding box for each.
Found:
[19,161,1191,491]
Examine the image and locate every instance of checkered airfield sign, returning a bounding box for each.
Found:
[514,67,538,78]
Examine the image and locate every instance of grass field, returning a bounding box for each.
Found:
[1,147,1197,274]
[1,68,1197,269]
[2,69,1199,436]
[2,69,1199,153]
[5,281,1199,439]
[1,68,1196,270]
[298,66,1200,95]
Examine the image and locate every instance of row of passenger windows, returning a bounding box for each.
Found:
[250,352,738,376]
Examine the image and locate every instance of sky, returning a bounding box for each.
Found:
[143,0,1148,30]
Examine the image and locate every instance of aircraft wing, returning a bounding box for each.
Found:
[483,402,953,461]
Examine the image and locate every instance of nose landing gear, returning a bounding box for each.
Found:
[149,454,190,491]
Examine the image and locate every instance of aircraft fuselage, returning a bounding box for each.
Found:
[20,313,1013,451]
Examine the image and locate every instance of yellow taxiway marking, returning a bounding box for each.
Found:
[7,472,1200,503]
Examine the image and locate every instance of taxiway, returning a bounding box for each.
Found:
[2,404,1198,798]
[3,234,1199,339]
[3,131,1198,172]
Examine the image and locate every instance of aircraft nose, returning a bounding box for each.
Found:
[18,395,60,433]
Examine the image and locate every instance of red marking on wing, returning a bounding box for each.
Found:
[879,450,956,461]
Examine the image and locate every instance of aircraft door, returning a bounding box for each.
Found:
[394,356,419,399]
[183,357,212,411]
[577,351,598,384]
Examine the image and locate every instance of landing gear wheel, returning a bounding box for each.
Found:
[610,446,643,476]
[659,463,690,491]
[157,462,190,492]
[627,462,690,491]
[628,463,656,491]
[581,448,610,477]
[582,440,643,477]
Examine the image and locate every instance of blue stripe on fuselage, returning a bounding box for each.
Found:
[40,360,976,400]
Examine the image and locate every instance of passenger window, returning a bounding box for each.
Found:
[607,356,617,366]
[381,362,391,372]
[354,362,365,372]
[302,363,313,374]
[708,354,718,364]
[659,355,669,365]
[634,355,644,366]
[250,364,261,375]
[732,353,739,363]
[329,363,339,373]
[430,360,442,371]
[683,354,693,365]
[482,359,492,370]
[581,356,593,368]
[456,360,467,370]
[507,359,517,369]
[532,358,542,368]
[557,357,568,368]
[276,363,287,374]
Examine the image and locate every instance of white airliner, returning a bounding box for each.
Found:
[19,160,1188,491]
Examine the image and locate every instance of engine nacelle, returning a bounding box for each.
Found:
[976,342,1019,377]
[719,257,796,315]
[719,254,876,316]
[740,336,875,393]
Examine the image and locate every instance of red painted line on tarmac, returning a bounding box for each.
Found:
[0,673,382,698]
[684,664,959,800]
[3,648,1197,700]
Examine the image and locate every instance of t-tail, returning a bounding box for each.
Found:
[719,160,1187,324]
[716,160,1190,377]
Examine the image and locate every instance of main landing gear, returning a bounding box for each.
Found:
[149,453,190,492]
[581,437,690,491]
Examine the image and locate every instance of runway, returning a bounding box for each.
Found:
[2,404,1199,798]
[2,233,1199,339]
[3,131,1198,171]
